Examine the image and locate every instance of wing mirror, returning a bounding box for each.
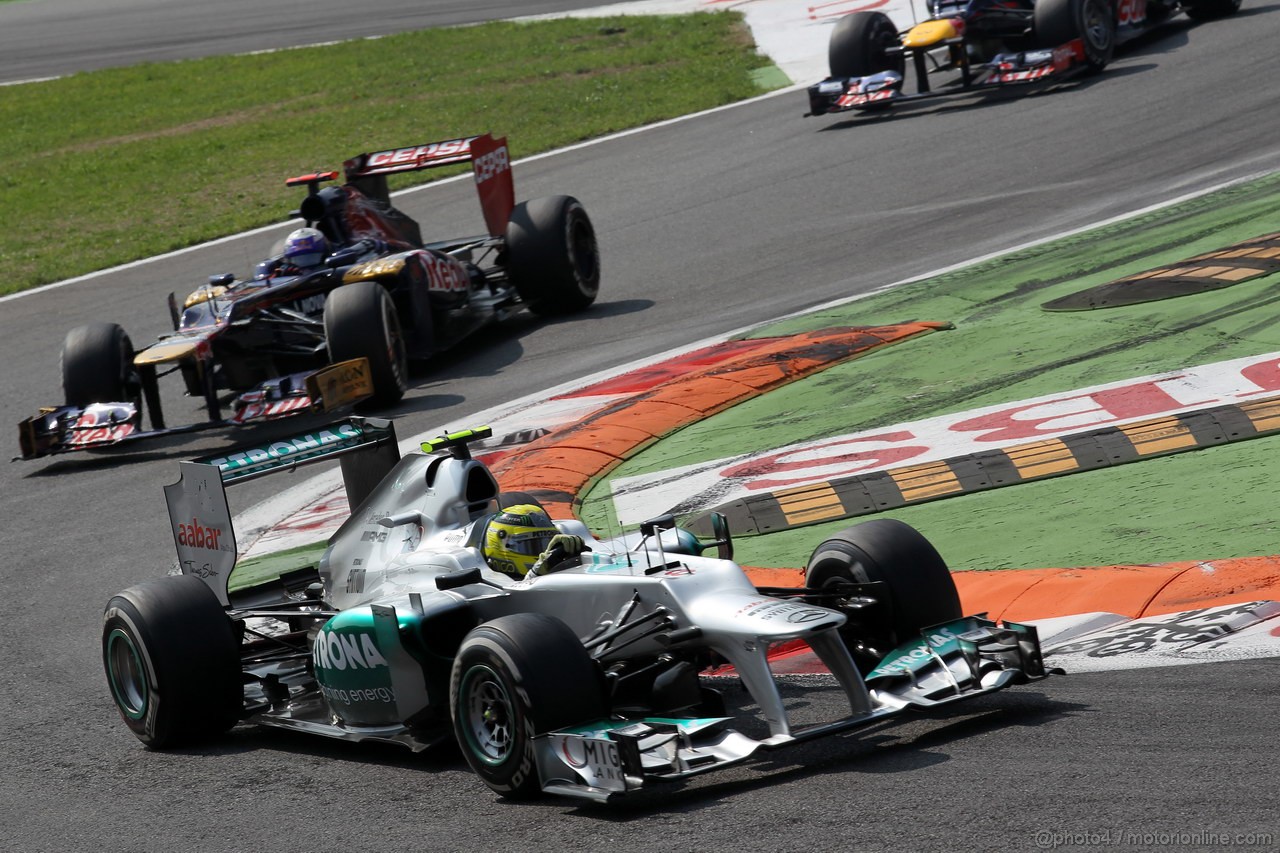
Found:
[636,513,734,562]
[708,512,734,561]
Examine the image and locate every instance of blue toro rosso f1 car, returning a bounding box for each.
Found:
[102,419,1056,803]
[806,0,1241,117]
[18,134,600,461]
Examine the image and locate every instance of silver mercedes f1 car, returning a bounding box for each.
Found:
[102,419,1055,802]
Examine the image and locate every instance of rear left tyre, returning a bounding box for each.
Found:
[505,195,600,316]
[324,281,409,407]
[102,575,241,748]
[450,613,607,798]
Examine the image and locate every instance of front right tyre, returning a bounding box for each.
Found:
[1035,0,1115,72]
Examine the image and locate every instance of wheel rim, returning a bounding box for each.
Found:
[822,574,856,591]
[119,334,137,397]
[379,294,407,390]
[459,665,515,765]
[871,19,903,74]
[106,628,148,720]
[568,216,599,296]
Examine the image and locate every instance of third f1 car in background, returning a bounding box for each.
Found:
[806,0,1242,117]
[18,133,600,460]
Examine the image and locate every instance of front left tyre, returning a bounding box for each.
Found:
[61,322,138,407]
[450,613,607,798]
[806,518,962,655]
[103,575,242,748]
[827,11,906,79]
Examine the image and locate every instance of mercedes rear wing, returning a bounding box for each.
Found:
[197,416,399,493]
[164,417,399,606]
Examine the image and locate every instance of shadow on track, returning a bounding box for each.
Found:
[814,70,1125,131]
[164,674,1082,820]
[18,297,656,474]
[579,682,1084,819]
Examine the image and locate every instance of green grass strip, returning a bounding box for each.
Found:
[229,541,329,592]
[581,172,1280,571]
[0,13,775,294]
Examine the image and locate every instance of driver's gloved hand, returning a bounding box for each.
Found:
[529,534,587,576]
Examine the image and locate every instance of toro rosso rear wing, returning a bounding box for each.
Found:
[342,133,515,238]
[164,417,400,606]
[343,136,478,177]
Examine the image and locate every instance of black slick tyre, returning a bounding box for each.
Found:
[102,575,241,748]
[806,518,962,645]
[61,322,137,407]
[828,11,905,78]
[324,281,408,407]
[450,613,606,798]
[1035,0,1115,71]
[505,195,600,316]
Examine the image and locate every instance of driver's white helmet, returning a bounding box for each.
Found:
[282,227,329,269]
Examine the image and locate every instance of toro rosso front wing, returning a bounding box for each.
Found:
[16,358,372,461]
[806,40,1087,117]
[536,615,1053,801]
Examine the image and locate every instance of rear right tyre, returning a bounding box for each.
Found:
[505,195,600,316]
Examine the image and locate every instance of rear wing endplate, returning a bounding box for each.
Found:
[165,417,400,606]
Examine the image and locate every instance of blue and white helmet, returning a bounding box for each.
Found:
[282,227,329,269]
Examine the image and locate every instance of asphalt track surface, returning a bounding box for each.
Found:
[3,4,1280,851]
